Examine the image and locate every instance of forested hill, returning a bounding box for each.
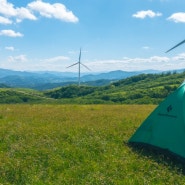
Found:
[44,71,185,104]
[0,71,184,104]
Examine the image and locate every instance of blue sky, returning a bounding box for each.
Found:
[0,0,185,72]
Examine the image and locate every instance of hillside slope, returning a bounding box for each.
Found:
[0,88,55,103]
[45,71,185,104]
[0,71,183,104]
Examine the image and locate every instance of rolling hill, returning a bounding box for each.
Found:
[45,71,184,104]
[0,70,184,104]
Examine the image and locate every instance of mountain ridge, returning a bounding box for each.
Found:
[0,68,161,90]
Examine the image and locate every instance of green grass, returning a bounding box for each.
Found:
[0,104,184,184]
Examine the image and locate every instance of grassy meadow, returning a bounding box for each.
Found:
[0,104,184,184]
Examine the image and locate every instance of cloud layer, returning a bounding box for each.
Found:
[8,55,27,63]
[84,54,185,72]
[0,0,78,24]
[2,53,185,72]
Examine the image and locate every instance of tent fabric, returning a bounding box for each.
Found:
[129,82,185,159]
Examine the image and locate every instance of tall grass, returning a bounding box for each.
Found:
[0,104,184,184]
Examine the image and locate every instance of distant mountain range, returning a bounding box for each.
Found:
[0,68,175,90]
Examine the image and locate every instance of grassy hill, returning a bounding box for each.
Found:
[0,104,184,184]
[0,71,184,104]
[0,88,55,104]
[44,71,185,104]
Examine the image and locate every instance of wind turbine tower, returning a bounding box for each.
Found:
[67,48,90,86]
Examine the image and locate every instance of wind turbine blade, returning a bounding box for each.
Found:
[166,39,185,53]
[66,62,79,68]
[81,62,91,71]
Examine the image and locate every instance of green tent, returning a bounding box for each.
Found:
[129,82,185,159]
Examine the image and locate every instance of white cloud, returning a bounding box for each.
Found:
[0,29,23,37]
[133,10,162,19]
[8,55,27,62]
[15,7,37,22]
[20,55,185,72]
[2,53,185,72]
[149,56,169,63]
[0,0,17,17]
[68,50,77,55]
[0,0,78,24]
[5,46,14,51]
[142,46,150,50]
[167,12,185,23]
[68,50,88,55]
[43,56,70,63]
[84,56,173,72]
[28,1,79,23]
[172,53,185,61]
[0,0,36,23]
[0,15,12,24]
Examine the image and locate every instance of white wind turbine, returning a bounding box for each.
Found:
[67,48,91,86]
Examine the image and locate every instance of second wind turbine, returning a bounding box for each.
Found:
[67,48,91,86]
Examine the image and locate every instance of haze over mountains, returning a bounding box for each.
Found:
[0,68,181,90]
[0,68,162,90]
